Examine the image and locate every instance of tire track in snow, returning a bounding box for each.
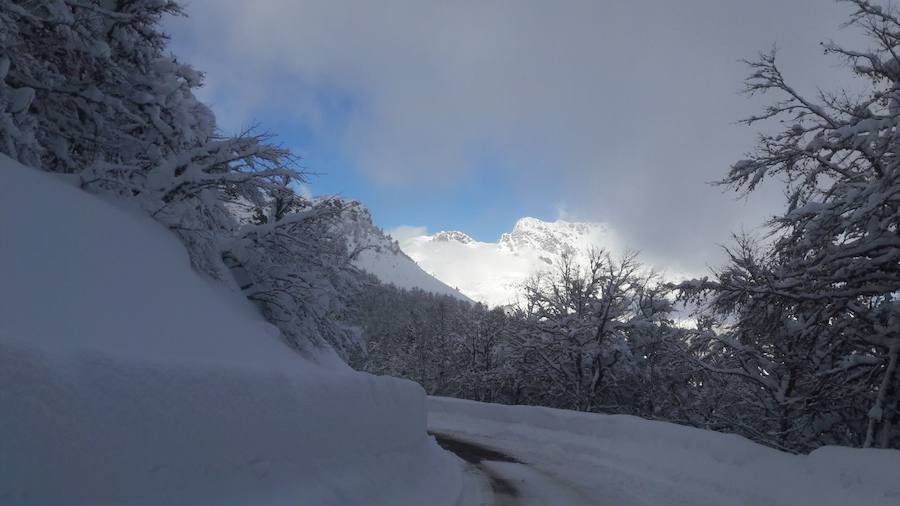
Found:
[431,432,591,505]
[432,432,521,504]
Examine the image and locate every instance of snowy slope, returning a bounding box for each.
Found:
[228,196,470,301]
[354,247,472,301]
[429,397,900,506]
[0,156,464,506]
[398,218,624,307]
[333,204,471,301]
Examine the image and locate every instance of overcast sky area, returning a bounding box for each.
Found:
[165,0,863,275]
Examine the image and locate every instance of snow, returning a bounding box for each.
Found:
[398,217,701,309]
[353,247,471,302]
[6,86,35,114]
[283,197,471,302]
[396,218,625,307]
[4,154,896,505]
[0,155,464,506]
[428,396,900,506]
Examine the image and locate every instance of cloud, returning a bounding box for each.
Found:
[554,202,576,222]
[386,225,429,245]
[296,183,313,200]
[166,0,863,274]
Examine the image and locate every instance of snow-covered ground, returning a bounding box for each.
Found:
[429,397,900,506]
[0,156,464,506]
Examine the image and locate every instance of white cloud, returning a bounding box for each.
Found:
[386,225,428,246]
[554,202,576,222]
[166,0,863,274]
[297,183,313,200]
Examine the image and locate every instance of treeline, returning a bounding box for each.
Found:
[351,282,520,403]
[352,246,898,453]
[351,252,697,418]
[350,253,733,447]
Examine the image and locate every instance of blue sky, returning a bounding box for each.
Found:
[164,0,857,272]
[167,19,563,242]
[234,102,562,242]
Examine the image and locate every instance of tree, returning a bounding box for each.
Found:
[679,0,900,450]
[0,1,303,270]
[224,191,361,354]
[451,304,518,402]
[516,250,677,413]
[1,0,359,356]
[351,283,479,393]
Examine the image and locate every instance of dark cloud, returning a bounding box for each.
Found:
[167,0,864,274]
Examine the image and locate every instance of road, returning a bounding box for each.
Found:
[431,432,593,506]
[429,397,900,506]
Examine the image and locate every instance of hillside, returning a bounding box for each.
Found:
[334,204,471,301]
[0,156,465,506]
[228,196,471,302]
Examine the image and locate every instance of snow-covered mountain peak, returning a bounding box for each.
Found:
[431,230,474,244]
[497,217,610,257]
[397,217,621,307]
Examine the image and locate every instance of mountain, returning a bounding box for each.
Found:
[497,217,602,256]
[225,197,470,302]
[334,205,472,301]
[431,231,475,244]
[395,217,621,307]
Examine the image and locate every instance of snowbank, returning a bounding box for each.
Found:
[0,156,462,506]
[429,396,900,506]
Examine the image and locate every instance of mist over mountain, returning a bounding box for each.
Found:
[393,217,626,307]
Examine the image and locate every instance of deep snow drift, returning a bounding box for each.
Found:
[429,397,900,506]
[0,156,464,506]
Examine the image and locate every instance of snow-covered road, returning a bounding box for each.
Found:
[428,396,900,506]
[432,422,708,506]
[432,432,592,505]
[430,402,719,505]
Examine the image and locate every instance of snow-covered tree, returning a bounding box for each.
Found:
[351,284,477,393]
[679,0,900,450]
[224,191,362,354]
[515,250,678,413]
[1,1,301,270]
[1,0,360,356]
[451,305,520,403]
